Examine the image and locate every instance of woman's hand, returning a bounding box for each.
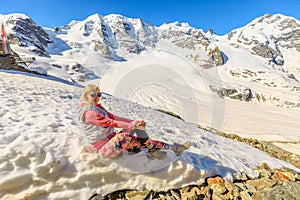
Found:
[135,120,146,127]
[131,120,146,130]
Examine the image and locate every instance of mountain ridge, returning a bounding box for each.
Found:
[1,12,300,111]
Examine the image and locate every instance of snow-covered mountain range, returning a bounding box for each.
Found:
[2,13,300,104]
[1,12,300,151]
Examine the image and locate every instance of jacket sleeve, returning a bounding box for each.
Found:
[83,110,135,130]
[106,110,133,123]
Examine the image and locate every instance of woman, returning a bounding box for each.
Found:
[77,84,190,159]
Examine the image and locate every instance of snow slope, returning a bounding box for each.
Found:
[0,70,298,199]
[98,48,300,145]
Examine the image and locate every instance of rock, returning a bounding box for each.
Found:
[258,163,272,171]
[10,17,53,56]
[283,181,300,199]
[240,172,250,181]
[209,85,253,102]
[207,176,224,185]
[180,186,210,200]
[234,182,247,191]
[232,186,241,199]
[101,164,299,200]
[251,44,283,65]
[257,169,272,179]
[221,192,234,200]
[244,183,257,194]
[240,190,252,200]
[224,180,234,193]
[125,190,151,200]
[205,43,224,66]
[206,176,227,195]
[170,190,180,200]
[158,194,175,200]
[0,54,43,75]
[190,186,202,196]
[202,187,213,200]
[211,193,224,200]
[210,183,227,196]
[272,171,296,182]
[252,182,300,200]
[180,186,212,200]
[105,190,126,200]
[246,178,277,190]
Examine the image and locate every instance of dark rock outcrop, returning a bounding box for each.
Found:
[8,17,53,56]
[0,54,42,75]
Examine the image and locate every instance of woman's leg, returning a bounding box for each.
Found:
[97,132,127,158]
[97,132,141,158]
[98,130,190,158]
[128,128,191,156]
[144,139,191,156]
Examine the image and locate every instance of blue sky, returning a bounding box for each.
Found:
[2,0,300,35]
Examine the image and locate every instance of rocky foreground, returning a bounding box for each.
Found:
[89,128,300,200]
[90,163,299,200]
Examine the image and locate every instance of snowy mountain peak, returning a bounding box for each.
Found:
[85,13,103,21]
[2,13,52,56]
[169,21,192,28]
[104,13,132,22]
[0,13,30,23]
[254,13,299,27]
[227,13,300,69]
[63,13,105,36]
[233,13,300,39]
[160,21,194,33]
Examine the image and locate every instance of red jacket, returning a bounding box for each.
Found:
[81,103,135,130]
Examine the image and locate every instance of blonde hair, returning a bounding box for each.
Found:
[80,84,100,103]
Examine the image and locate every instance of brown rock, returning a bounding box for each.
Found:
[212,194,223,200]
[207,176,224,186]
[125,190,151,200]
[181,186,210,200]
[244,183,257,194]
[258,162,272,171]
[211,184,227,195]
[223,191,234,200]
[180,185,191,194]
[240,190,252,200]
[196,187,213,200]
[224,180,234,193]
[257,169,272,179]
[213,192,233,200]
[272,171,296,182]
[240,172,250,181]
[246,178,277,190]
[190,186,202,195]
[234,182,247,191]
[233,186,241,199]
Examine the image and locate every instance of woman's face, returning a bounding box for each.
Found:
[87,89,101,104]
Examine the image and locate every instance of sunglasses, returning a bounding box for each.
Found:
[90,92,102,97]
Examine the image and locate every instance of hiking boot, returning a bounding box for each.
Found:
[147,150,167,160]
[171,141,191,156]
[127,146,141,154]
